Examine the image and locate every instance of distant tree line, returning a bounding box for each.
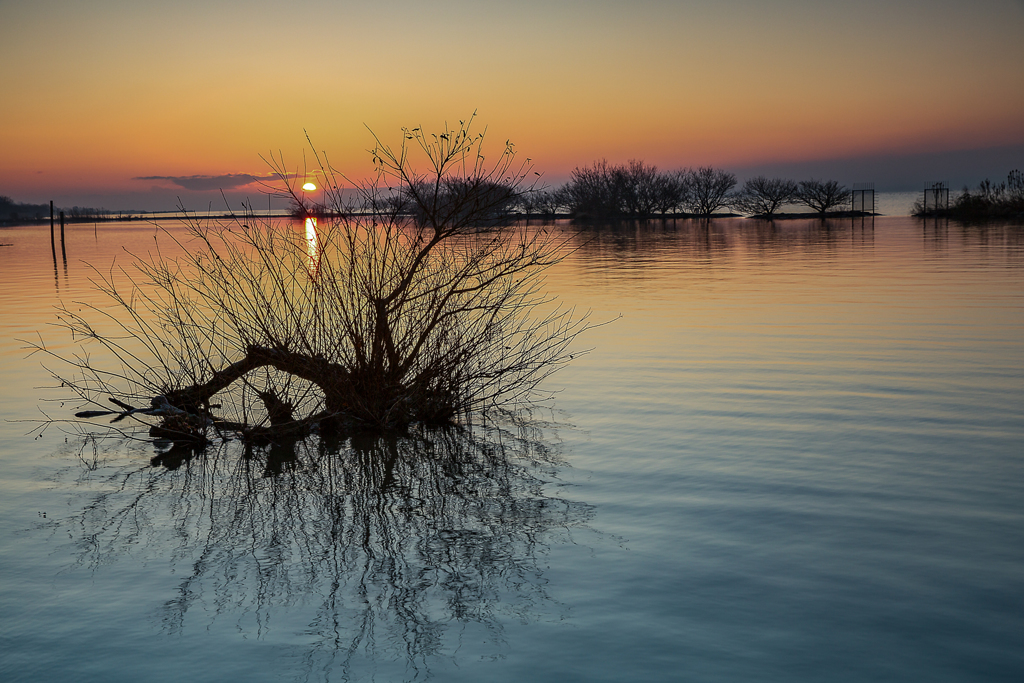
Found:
[0,196,51,222]
[394,178,517,226]
[1,195,125,223]
[66,205,118,220]
[513,161,857,219]
[914,170,1024,220]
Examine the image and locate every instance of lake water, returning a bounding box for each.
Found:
[1,216,1022,682]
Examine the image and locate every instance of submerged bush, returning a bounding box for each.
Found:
[38,117,590,439]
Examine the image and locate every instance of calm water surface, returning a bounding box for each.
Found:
[1,217,1022,682]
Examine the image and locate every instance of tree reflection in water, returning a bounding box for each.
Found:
[58,422,592,680]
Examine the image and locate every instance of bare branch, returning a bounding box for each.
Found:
[31,119,591,439]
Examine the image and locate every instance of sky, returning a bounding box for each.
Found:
[2,0,1023,212]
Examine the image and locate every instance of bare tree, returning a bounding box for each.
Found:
[562,159,623,218]
[401,177,518,226]
[681,166,737,216]
[618,160,660,216]
[37,116,591,438]
[795,179,851,214]
[732,176,799,217]
[651,169,689,215]
[536,188,569,215]
[560,160,688,218]
[516,188,542,217]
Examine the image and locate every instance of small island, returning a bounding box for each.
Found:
[913,170,1024,220]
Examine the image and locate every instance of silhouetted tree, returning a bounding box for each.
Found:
[562,159,623,218]
[732,176,798,216]
[402,177,517,226]
[39,117,591,436]
[0,195,51,221]
[518,187,571,217]
[651,169,689,215]
[560,160,690,218]
[517,188,542,216]
[537,188,569,215]
[618,160,660,216]
[795,179,850,214]
[681,166,737,216]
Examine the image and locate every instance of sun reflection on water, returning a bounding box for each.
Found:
[305,216,320,276]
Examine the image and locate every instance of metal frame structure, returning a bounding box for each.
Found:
[923,182,949,213]
[852,183,875,213]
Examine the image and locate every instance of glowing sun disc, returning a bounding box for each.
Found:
[302,182,317,191]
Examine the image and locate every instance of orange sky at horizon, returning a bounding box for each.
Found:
[2,0,1023,210]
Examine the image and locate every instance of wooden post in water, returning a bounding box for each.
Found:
[60,211,67,265]
[49,201,59,289]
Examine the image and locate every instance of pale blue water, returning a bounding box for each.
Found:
[1,217,1022,682]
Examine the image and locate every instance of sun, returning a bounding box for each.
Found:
[302,182,316,191]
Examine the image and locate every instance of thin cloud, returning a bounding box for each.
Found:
[133,173,280,191]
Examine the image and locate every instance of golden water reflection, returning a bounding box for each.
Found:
[305,216,320,276]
